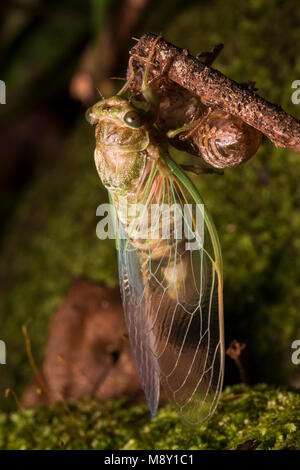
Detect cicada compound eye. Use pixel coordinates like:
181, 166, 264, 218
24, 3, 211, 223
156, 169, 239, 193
85, 106, 100, 125
85, 106, 94, 124
124, 110, 144, 128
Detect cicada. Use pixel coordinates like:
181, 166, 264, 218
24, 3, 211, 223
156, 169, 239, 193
86, 39, 224, 426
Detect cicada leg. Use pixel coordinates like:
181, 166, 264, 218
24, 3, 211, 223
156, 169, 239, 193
116, 43, 157, 97
125, 35, 177, 116
118, 35, 164, 116
166, 118, 204, 139
116, 55, 138, 96
180, 164, 224, 176
166, 108, 216, 140
137, 33, 164, 111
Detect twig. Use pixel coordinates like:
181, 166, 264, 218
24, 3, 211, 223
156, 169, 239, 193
234, 439, 261, 450
221, 393, 244, 401
22, 324, 50, 400
129, 33, 300, 154
5, 388, 40, 444
226, 340, 247, 384
5, 388, 23, 413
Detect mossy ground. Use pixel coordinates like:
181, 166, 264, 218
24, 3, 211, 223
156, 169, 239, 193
1, 384, 299, 450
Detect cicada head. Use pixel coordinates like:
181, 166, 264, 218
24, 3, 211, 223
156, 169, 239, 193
86, 96, 151, 193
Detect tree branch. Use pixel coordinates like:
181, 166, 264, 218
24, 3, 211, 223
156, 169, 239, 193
129, 33, 300, 154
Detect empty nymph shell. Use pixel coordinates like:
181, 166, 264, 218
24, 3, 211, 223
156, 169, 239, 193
179, 110, 262, 169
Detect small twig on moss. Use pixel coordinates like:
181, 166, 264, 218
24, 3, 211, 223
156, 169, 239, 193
5, 388, 40, 444
234, 439, 261, 450
22, 323, 50, 400
5, 388, 24, 413
226, 339, 247, 384
220, 393, 244, 401
129, 33, 300, 154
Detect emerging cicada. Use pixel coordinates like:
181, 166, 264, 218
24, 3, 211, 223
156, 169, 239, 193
86, 39, 225, 426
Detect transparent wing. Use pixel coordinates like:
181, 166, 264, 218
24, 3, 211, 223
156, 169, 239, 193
116, 156, 224, 425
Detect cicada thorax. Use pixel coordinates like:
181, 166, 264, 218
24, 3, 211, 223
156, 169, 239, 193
92, 102, 150, 193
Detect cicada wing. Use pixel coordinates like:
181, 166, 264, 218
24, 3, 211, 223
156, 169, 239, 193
118, 221, 160, 417
157, 159, 224, 426
158, 241, 224, 426
115, 160, 224, 426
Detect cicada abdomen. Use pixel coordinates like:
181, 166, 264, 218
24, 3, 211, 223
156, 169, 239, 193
176, 109, 262, 169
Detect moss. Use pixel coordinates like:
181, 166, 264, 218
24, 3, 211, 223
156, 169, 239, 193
0, 385, 299, 450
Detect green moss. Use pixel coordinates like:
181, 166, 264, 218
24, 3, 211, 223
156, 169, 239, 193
1, 385, 299, 450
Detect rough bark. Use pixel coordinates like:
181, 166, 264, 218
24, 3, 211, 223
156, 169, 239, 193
129, 33, 300, 154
